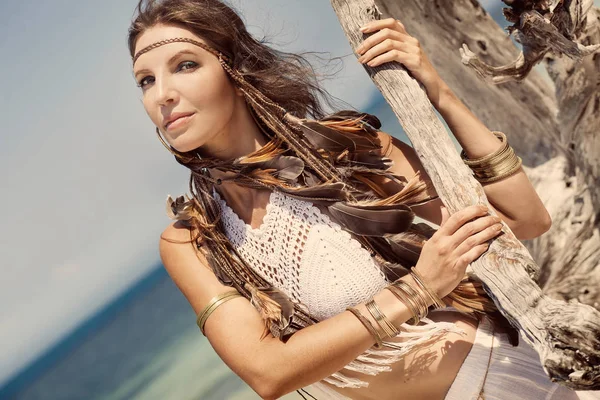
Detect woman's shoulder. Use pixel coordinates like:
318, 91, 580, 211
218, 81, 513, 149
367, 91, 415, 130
159, 221, 230, 315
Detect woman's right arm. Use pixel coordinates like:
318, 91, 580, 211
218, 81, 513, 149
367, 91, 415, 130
160, 202, 501, 399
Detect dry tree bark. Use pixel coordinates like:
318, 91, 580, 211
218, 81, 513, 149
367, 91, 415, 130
329, 0, 600, 390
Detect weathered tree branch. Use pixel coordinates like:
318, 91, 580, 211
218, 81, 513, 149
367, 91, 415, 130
330, 0, 600, 390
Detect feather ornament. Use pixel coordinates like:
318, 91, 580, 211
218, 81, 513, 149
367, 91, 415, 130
278, 181, 348, 203
245, 282, 295, 340
165, 194, 205, 228
328, 202, 414, 236
237, 155, 305, 181
320, 110, 382, 131
296, 119, 380, 153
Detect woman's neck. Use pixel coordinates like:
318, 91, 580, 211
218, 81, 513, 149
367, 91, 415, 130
202, 101, 271, 202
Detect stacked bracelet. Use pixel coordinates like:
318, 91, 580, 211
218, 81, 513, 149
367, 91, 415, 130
197, 291, 243, 335
385, 278, 430, 325
410, 267, 446, 309
460, 131, 522, 184
365, 299, 400, 338
346, 306, 384, 348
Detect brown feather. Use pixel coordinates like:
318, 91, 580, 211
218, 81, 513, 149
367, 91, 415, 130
245, 283, 295, 340
296, 119, 380, 153
328, 202, 414, 236
278, 182, 348, 202
239, 155, 305, 181
320, 110, 382, 131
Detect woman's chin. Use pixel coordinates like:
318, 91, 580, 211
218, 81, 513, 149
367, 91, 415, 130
166, 134, 205, 154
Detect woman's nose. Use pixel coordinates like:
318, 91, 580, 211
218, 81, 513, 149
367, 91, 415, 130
155, 77, 179, 106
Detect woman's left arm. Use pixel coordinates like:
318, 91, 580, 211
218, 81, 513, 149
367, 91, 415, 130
356, 18, 552, 240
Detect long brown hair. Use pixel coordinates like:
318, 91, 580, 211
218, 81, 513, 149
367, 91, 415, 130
128, 0, 513, 346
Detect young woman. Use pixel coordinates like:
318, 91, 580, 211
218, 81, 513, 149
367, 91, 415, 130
127, 1, 584, 399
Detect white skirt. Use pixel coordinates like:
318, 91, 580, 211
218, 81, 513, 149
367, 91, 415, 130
445, 316, 598, 400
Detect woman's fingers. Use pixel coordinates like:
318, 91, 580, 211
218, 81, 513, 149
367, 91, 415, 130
356, 29, 408, 55
360, 17, 407, 35
358, 39, 418, 66
453, 221, 503, 256
437, 204, 489, 237
461, 243, 492, 265
452, 215, 502, 247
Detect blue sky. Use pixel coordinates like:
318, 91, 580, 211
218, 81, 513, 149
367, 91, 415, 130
3, 0, 595, 390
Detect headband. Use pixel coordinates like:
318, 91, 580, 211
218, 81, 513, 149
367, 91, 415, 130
132, 37, 230, 65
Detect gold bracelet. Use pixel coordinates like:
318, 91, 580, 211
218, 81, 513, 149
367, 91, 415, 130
347, 306, 384, 348
410, 267, 446, 309
460, 132, 522, 183
467, 144, 513, 170
197, 291, 242, 335
460, 132, 507, 165
365, 299, 400, 338
392, 280, 429, 324
476, 156, 522, 183
384, 286, 418, 324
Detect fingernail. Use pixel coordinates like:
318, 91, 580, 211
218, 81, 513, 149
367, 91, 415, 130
360, 26, 368, 32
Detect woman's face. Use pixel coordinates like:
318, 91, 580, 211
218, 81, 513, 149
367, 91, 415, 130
133, 24, 242, 153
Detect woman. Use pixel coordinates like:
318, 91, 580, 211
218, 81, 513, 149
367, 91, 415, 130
127, 1, 582, 399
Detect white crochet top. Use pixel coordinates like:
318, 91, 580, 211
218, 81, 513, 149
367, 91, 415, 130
215, 189, 389, 320
213, 188, 463, 399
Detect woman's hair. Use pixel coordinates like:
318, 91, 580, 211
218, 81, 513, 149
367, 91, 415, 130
128, 0, 514, 347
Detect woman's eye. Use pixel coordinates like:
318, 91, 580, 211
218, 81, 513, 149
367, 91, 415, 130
137, 76, 154, 89
177, 61, 198, 72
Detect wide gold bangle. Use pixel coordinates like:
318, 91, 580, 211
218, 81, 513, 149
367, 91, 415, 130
460, 132, 522, 183
365, 299, 400, 338
347, 306, 384, 348
476, 156, 522, 183
410, 267, 446, 309
197, 291, 242, 335
460, 132, 507, 165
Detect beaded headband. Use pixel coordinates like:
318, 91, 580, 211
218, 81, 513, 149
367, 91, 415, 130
132, 37, 230, 65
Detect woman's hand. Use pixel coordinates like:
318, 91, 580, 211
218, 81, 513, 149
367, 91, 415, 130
356, 18, 446, 100
413, 204, 504, 299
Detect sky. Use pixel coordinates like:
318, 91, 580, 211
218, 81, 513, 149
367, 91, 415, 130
4, 0, 597, 390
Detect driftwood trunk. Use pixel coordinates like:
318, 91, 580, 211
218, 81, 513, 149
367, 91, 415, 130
330, 0, 600, 390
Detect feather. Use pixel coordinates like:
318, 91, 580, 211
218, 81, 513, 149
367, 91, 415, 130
294, 119, 381, 153
166, 194, 200, 223
278, 182, 348, 202
320, 110, 382, 131
245, 283, 295, 340
238, 155, 305, 181
328, 202, 414, 236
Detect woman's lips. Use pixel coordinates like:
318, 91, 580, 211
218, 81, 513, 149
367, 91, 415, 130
166, 113, 195, 131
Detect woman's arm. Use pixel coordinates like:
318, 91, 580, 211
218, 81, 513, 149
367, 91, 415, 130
160, 222, 416, 400
356, 18, 551, 240
376, 132, 550, 240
